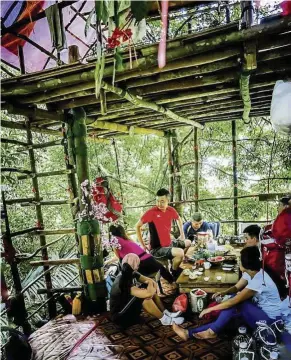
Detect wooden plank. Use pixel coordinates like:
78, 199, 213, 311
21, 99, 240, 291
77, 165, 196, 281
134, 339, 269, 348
37, 228, 75, 235
30, 258, 80, 266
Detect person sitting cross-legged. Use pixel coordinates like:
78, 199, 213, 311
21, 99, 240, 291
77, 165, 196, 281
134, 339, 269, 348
172, 246, 290, 346
110, 253, 184, 328
136, 188, 191, 280
183, 212, 211, 241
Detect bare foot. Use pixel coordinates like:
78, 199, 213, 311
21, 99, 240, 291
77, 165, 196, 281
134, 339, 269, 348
193, 328, 217, 339
172, 323, 189, 341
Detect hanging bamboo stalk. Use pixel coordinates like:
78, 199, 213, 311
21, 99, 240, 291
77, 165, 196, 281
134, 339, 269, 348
167, 133, 174, 202
101, 82, 204, 129
171, 130, 183, 216
91, 120, 165, 137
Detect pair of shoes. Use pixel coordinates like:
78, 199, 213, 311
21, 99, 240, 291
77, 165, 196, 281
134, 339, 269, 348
164, 309, 182, 318
160, 313, 184, 325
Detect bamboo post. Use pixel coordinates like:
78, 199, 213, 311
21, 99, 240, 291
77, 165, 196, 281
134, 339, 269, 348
232, 121, 239, 235
172, 130, 183, 216
1, 191, 32, 335
194, 128, 199, 212
167, 132, 174, 202
69, 103, 106, 311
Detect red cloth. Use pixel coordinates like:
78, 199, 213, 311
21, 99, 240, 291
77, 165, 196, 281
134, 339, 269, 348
281, 1, 291, 16
1, 1, 45, 55
203, 301, 222, 321
272, 207, 291, 246
141, 206, 179, 247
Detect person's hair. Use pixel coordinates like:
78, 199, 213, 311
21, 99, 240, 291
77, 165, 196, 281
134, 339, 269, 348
243, 224, 261, 240
119, 263, 134, 305
109, 224, 130, 240
279, 195, 291, 206
240, 246, 261, 271
156, 188, 170, 197
192, 212, 203, 222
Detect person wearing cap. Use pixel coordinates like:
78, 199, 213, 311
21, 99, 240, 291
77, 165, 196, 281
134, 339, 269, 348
183, 212, 211, 241
109, 253, 184, 328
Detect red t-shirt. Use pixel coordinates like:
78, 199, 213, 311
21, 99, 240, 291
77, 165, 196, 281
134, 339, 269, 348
141, 206, 179, 248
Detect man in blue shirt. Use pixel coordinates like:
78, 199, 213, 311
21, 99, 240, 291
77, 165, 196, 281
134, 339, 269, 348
183, 212, 210, 240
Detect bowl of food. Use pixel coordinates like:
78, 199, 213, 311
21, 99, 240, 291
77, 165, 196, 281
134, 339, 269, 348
207, 256, 225, 265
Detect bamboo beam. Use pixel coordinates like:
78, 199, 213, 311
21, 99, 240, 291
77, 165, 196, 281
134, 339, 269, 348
1, 120, 62, 136
20, 200, 75, 207
2, 167, 32, 175
2, 104, 64, 122
36, 228, 75, 236
16, 139, 63, 151
30, 258, 80, 267
91, 120, 165, 137
87, 136, 112, 144
4, 15, 291, 98
102, 82, 204, 129
18, 169, 75, 180
37, 287, 82, 294
10, 227, 39, 238
5, 197, 38, 205
1, 138, 28, 146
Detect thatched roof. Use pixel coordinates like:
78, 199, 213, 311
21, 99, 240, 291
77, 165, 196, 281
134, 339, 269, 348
2, 12, 291, 139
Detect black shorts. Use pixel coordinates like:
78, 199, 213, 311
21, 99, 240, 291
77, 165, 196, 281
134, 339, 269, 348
150, 240, 186, 260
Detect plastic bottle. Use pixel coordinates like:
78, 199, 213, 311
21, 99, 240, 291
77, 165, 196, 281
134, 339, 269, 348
235, 342, 255, 360
232, 327, 251, 360
269, 352, 279, 360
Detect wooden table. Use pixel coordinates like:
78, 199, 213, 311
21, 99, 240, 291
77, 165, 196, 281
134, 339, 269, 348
176, 247, 240, 294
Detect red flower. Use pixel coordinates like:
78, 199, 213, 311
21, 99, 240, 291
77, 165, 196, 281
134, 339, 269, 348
123, 28, 132, 41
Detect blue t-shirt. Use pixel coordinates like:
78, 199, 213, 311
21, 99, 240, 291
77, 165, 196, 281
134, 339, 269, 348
183, 221, 210, 239
242, 270, 281, 320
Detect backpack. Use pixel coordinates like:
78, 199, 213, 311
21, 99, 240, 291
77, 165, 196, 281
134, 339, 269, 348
91, 177, 123, 223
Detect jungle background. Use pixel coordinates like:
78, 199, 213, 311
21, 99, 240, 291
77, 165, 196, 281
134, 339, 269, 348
1, 0, 290, 330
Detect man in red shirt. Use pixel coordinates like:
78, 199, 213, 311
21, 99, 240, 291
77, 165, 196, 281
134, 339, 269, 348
136, 189, 191, 279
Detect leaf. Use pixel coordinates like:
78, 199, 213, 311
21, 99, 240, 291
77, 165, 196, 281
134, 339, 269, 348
95, 50, 106, 98
131, 0, 149, 22
114, 47, 124, 71
95, 0, 109, 24
85, 7, 96, 37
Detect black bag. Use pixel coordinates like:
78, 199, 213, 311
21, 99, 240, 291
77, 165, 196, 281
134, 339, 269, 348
2, 327, 32, 360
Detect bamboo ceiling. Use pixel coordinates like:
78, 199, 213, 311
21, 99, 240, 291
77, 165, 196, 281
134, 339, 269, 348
2, 12, 291, 139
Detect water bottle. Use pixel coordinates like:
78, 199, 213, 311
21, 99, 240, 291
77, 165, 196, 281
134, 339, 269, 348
253, 320, 279, 360
232, 326, 251, 360
269, 352, 279, 360
235, 342, 255, 360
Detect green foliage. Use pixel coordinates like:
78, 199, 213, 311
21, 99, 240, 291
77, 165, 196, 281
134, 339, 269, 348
131, 0, 150, 23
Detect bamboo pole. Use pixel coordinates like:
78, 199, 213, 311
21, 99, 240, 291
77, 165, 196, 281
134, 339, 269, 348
1, 119, 62, 136
1, 138, 28, 146
36, 228, 75, 235
2, 103, 64, 122
90, 120, 165, 137
194, 128, 199, 212
10, 227, 39, 238
20, 200, 75, 207
18, 169, 75, 180
232, 120, 239, 236
172, 130, 183, 216
168, 133, 174, 202
16, 139, 63, 151
1, 191, 32, 335
30, 259, 80, 266
5, 197, 36, 205
37, 287, 82, 294
102, 82, 204, 129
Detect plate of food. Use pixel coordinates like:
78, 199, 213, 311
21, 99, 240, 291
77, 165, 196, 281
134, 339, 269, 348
207, 256, 225, 264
